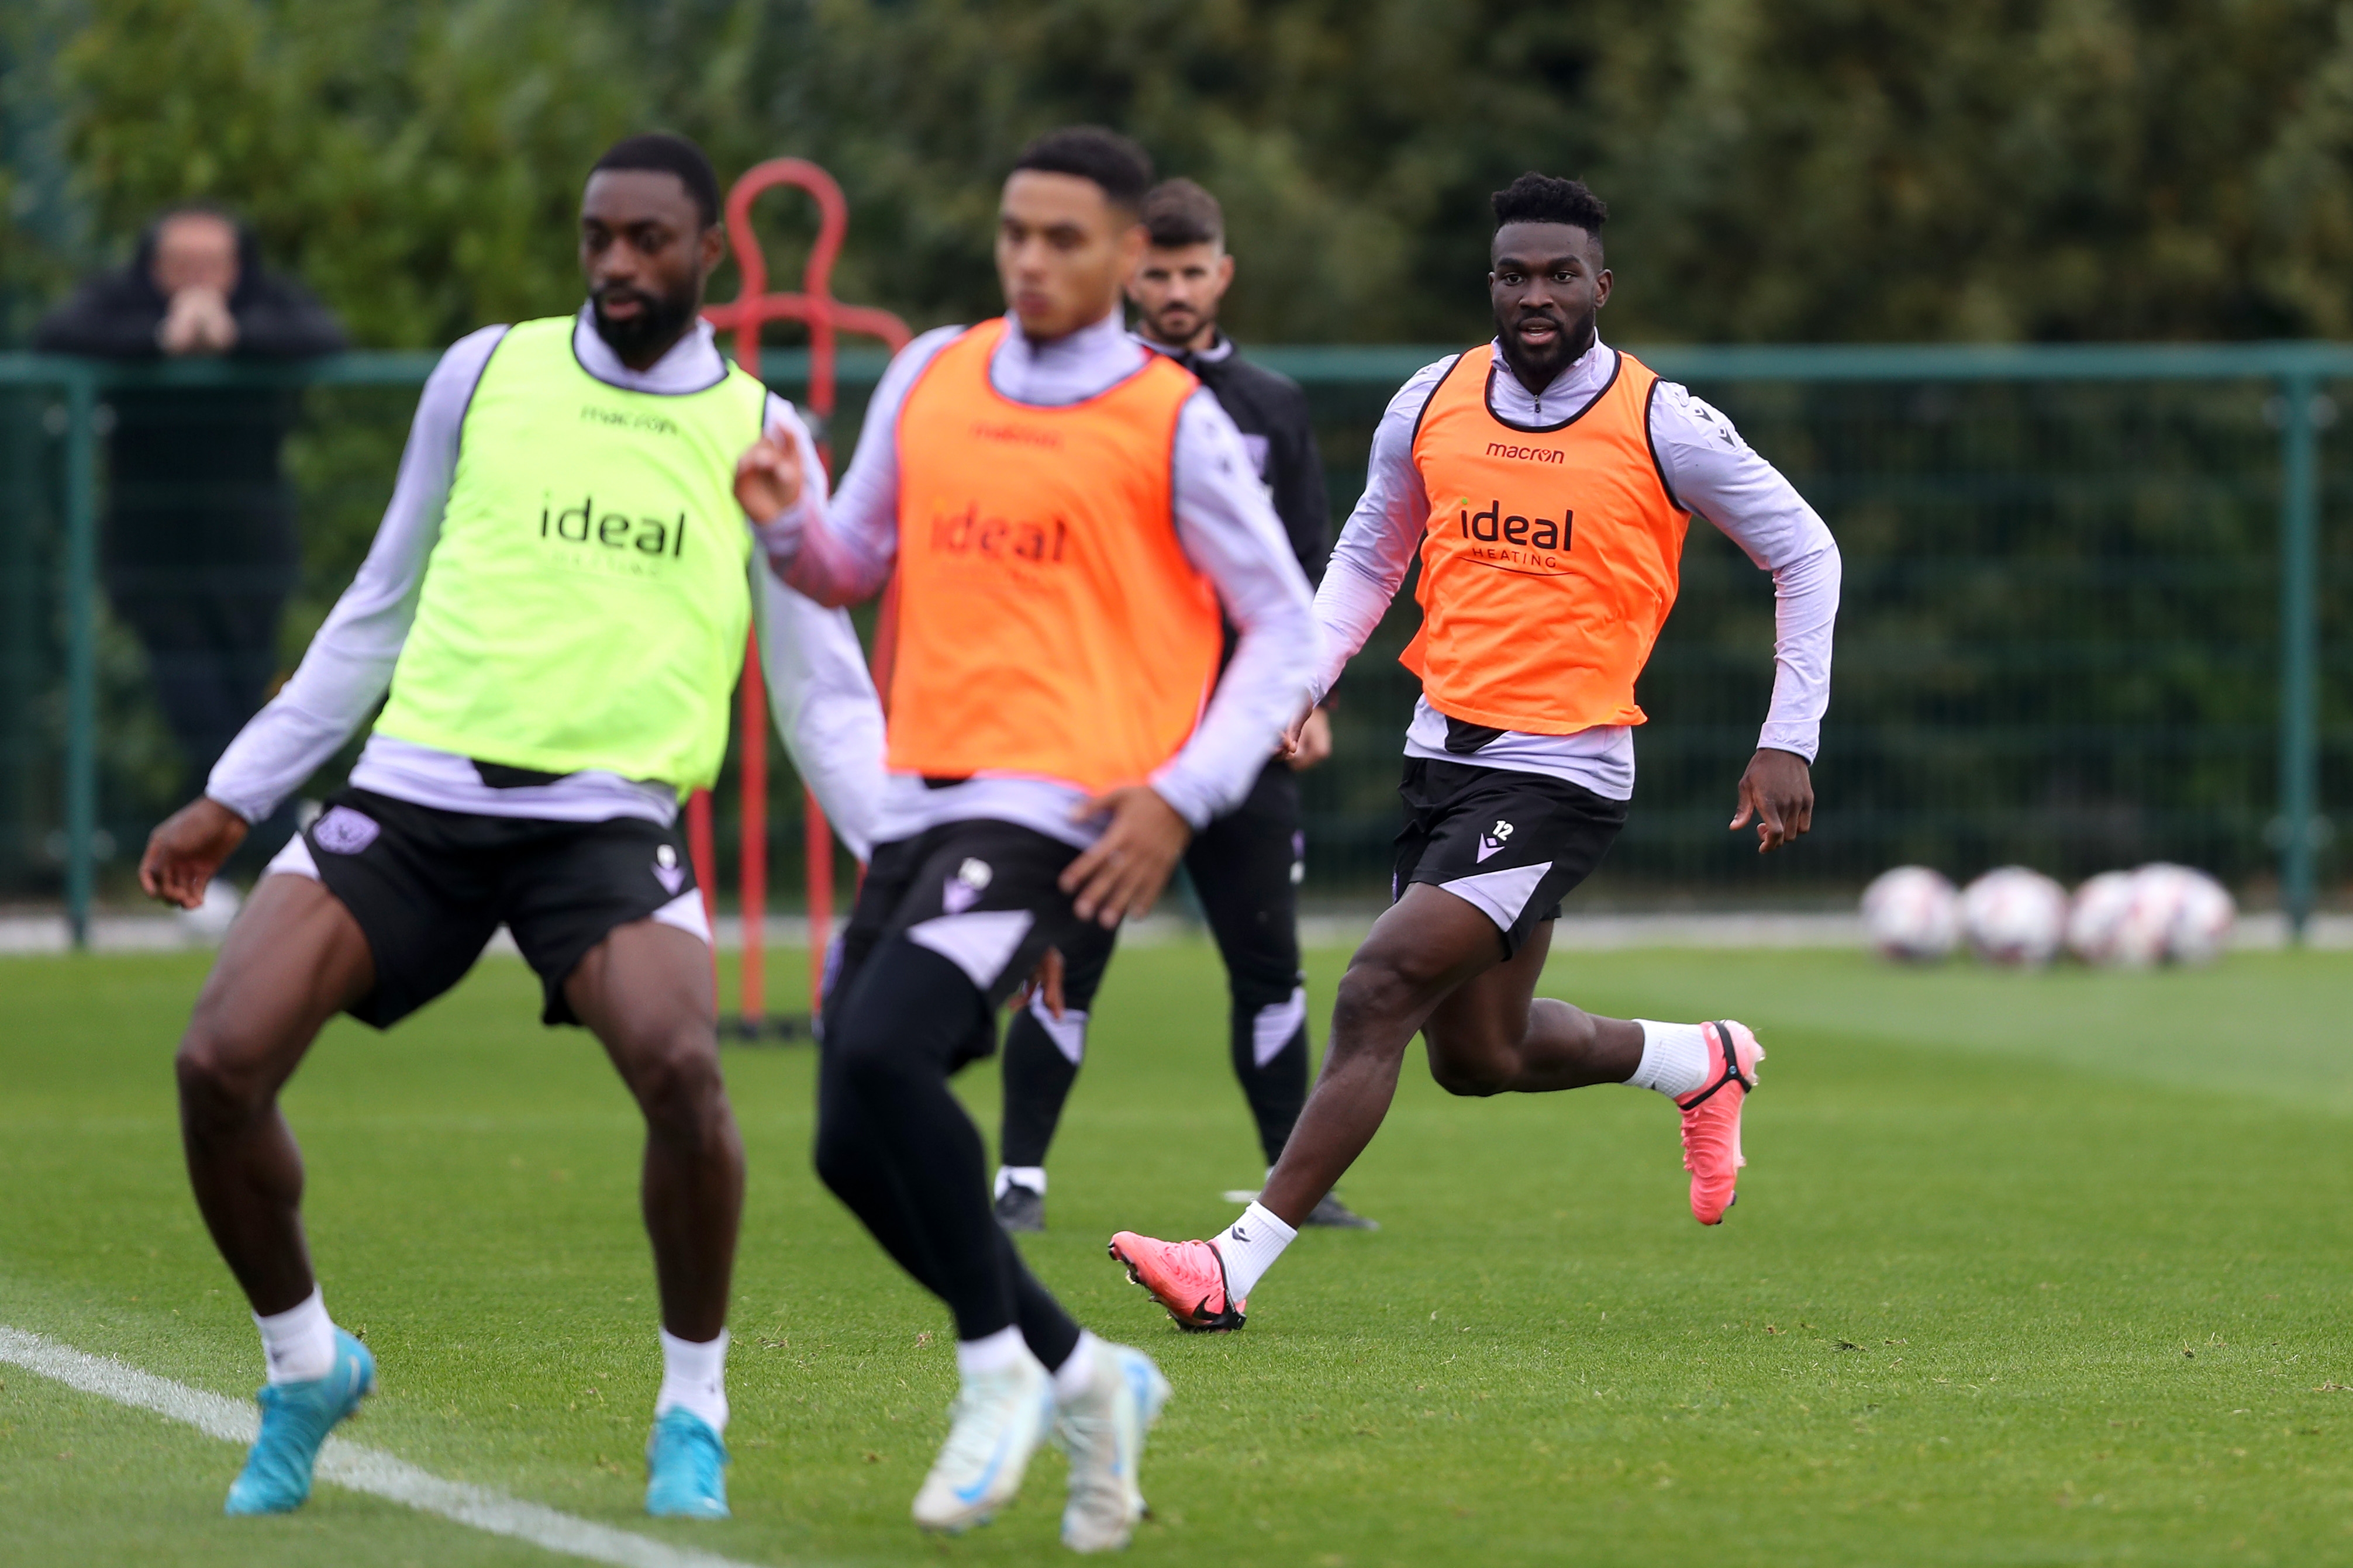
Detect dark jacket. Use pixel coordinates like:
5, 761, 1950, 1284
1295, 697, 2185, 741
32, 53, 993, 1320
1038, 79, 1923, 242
33, 214, 347, 363
34, 215, 347, 587
1150, 333, 1330, 588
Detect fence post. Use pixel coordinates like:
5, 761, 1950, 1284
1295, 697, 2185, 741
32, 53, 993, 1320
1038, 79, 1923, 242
2277, 369, 2321, 943
61, 368, 98, 950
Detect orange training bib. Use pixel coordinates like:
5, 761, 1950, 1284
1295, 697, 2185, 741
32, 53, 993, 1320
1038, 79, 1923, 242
1402, 344, 1690, 734
886, 319, 1223, 793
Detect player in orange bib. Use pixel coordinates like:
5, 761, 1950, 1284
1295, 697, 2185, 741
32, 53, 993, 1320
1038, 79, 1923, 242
1110, 172, 1843, 1331
734, 129, 1316, 1546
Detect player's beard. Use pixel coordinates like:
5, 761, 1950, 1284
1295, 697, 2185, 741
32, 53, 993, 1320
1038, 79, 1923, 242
1143, 299, 1210, 349
1493, 296, 1597, 389
591, 278, 701, 364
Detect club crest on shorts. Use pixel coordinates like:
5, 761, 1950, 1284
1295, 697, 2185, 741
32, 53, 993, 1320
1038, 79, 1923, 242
311, 806, 380, 855
1476, 818, 1515, 863
652, 842, 686, 896
943, 857, 993, 914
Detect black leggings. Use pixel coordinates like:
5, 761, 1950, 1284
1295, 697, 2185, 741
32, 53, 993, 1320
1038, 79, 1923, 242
815, 840, 1082, 1365
1002, 758, 1310, 1169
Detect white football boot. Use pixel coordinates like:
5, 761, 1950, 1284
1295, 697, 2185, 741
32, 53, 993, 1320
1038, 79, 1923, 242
911, 1348, 1056, 1534
1055, 1341, 1172, 1552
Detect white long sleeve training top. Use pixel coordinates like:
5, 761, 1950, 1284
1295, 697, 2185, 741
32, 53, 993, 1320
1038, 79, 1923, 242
203, 307, 886, 852
757, 308, 1319, 851
1318, 337, 1842, 799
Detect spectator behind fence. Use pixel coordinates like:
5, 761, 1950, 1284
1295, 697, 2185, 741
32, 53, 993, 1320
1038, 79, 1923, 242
35, 205, 347, 835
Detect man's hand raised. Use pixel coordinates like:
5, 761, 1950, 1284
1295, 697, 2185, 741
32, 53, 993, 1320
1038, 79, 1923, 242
140, 797, 250, 909
733, 434, 803, 523
1729, 748, 1814, 854
158, 286, 236, 356
1059, 786, 1192, 928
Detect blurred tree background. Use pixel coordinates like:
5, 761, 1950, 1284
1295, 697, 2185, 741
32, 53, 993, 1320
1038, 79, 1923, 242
4, 0, 2348, 906
13, 0, 2353, 350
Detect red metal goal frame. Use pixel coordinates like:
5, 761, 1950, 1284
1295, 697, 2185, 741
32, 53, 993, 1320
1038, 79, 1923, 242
695, 158, 909, 1031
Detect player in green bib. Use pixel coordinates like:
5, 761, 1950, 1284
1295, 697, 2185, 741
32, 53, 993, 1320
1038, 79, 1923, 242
136, 134, 867, 1522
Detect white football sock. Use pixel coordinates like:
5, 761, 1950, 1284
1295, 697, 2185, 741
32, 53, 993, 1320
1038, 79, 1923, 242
994, 1165, 1046, 1200
254, 1287, 336, 1385
955, 1324, 1027, 1377
1212, 1201, 1297, 1301
655, 1327, 730, 1432
1628, 1020, 1713, 1099
1050, 1329, 1101, 1403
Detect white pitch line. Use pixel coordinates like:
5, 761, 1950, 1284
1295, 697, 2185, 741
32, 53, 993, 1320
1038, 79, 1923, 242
0, 1324, 770, 1568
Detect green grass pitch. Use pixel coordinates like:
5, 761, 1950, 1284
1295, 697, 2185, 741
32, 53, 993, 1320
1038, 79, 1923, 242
2, 940, 2348, 1566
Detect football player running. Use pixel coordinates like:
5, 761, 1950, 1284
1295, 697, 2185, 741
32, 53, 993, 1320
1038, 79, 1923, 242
1109, 172, 1841, 1331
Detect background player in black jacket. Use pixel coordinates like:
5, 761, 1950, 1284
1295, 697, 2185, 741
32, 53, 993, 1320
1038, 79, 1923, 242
36, 207, 348, 869
992, 179, 1374, 1232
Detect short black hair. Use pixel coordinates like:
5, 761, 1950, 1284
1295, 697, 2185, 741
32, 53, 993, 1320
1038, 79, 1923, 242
1143, 178, 1223, 250
1010, 127, 1154, 215
1491, 172, 1608, 239
591, 132, 722, 229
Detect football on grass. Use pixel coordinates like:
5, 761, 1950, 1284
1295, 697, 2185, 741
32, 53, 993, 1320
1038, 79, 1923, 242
1861, 865, 1961, 962
2065, 869, 2141, 965
2125, 862, 2236, 966
1960, 866, 2068, 966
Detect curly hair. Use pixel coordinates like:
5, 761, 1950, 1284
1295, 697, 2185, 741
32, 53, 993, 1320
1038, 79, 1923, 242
1491, 172, 1608, 236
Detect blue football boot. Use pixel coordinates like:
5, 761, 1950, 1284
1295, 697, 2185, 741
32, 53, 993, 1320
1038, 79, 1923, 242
644, 1407, 730, 1518
224, 1328, 375, 1515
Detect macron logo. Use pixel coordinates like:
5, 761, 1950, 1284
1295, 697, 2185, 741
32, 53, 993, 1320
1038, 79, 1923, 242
653, 843, 686, 897
1476, 819, 1515, 863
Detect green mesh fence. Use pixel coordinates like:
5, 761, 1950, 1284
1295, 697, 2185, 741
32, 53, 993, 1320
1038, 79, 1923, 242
4, 344, 2344, 940
1298, 371, 2335, 902
1280, 347, 2347, 917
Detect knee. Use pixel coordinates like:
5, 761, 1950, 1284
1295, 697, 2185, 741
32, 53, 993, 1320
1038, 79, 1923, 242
174, 1017, 273, 1127
1224, 938, 1302, 1011
1229, 967, 1303, 1023
812, 1056, 895, 1197
826, 989, 955, 1109
827, 1025, 910, 1108
811, 1115, 862, 1197
626, 1028, 729, 1138
1329, 953, 1433, 1047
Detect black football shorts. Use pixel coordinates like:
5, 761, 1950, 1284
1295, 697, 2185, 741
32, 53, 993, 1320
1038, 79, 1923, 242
827, 818, 1093, 1056
1391, 757, 1628, 956
277, 787, 702, 1029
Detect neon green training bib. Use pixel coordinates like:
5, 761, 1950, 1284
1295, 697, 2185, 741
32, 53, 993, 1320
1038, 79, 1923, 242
374, 316, 767, 795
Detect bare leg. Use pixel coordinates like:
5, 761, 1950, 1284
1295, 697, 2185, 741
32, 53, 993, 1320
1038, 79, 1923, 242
175, 874, 376, 1315
1256, 886, 1644, 1227
1419, 919, 1643, 1094
565, 920, 742, 1343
